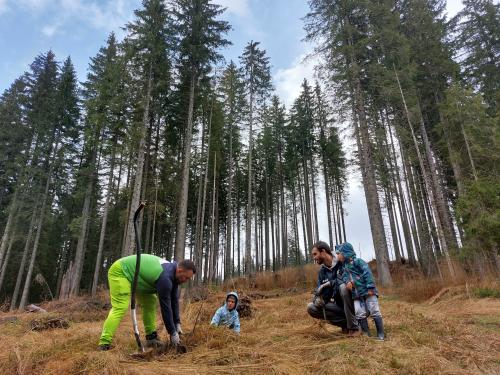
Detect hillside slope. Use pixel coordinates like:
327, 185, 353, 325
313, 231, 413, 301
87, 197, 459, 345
0, 289, 499, 374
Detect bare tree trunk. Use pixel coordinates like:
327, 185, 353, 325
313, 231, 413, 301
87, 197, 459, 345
393, 67, 454, 278
10, 205, 38, 311
322, 161, 334, 248
70, 178, 93, 297
301, 159, 313, 251
418, 109, 458, 252
254, 201, 259, 272
225, 112, 233, 279
91, 148, 116, 296
245, 85, 255, 274
298, 176, 308, 256
385, 189, 402, 263
291, 184, 300, 264
124, 65, 153, 256
264, 175, 270, 270
208, 154, 217, 282
0, 235, 15, 292
352, 86, 392, 285
310, 161, 319, 247
0, 192, 18, 269
196, 105, 214, 282
19, 165, 53, 309
338, 186, 347, 242
386, 116, 417, 265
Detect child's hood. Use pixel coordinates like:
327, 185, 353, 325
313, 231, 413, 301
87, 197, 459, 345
225, 291, 239, 310
335, 242, 356, 261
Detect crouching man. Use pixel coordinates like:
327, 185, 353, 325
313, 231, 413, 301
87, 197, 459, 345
307, 241, 360, 335
98, 254, 196, 350
210, 292, 240, 334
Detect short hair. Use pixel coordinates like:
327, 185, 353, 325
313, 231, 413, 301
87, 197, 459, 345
312, 241, 332, 255
178, 259, 197, 274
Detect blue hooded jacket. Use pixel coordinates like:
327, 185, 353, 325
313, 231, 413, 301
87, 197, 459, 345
210, 292, 241, 334
335, 242, 378, 299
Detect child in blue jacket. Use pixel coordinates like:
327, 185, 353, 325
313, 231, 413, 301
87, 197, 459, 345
335, 242, 385, 340
211, 292, 241, 334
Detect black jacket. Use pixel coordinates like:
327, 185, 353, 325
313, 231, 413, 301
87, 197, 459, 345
317, 261, 343, 303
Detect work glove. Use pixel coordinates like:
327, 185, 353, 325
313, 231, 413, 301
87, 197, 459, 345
170, 331, 181, 346
312, 293, 325, 308
176, 323, 184, 335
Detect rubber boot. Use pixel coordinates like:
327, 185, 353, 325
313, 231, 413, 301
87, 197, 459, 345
145, 331, 163, 348
373, 317, 385, 341
358, 318, 371, 336
98, 344, 113, 351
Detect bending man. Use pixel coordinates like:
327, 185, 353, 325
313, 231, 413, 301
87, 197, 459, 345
307, 241, 359, 335
98, 254, 196, 350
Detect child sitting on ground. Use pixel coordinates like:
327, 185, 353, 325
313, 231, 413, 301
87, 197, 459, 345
335, 242, 385, 340
210, 292, 240, 334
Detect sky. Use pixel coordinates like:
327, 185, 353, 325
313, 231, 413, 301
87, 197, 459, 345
0, 0, 465, 261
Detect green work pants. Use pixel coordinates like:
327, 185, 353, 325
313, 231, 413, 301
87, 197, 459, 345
98, 260, 158, 345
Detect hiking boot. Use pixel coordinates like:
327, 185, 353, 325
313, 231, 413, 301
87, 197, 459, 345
358, 318, 371, 337
341, 327, 349, 334
373, 317, 385, 341
145, 331, 164, 348
98, 344, 113, 351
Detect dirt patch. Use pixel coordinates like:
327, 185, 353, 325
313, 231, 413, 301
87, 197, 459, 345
30, 317, 70, 331
236, 295, 253, 318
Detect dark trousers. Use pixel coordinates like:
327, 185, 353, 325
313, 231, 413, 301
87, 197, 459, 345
307, 283, 358, 330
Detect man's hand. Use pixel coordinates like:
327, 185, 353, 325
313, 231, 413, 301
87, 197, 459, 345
313, 294, 325, 308
176, 323, 184, 335
367, 289, 375, 297
346, 281, 354, 291
170, 331, 180, 346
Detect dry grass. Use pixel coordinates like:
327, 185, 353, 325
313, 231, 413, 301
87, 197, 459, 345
224, 264, 319, 292
1, 274, 500, 375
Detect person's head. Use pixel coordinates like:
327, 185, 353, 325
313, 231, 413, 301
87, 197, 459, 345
335, 242, 356, 263
226, 292, 238, 311
175, 259, 196, 284
311, 241, 333, 265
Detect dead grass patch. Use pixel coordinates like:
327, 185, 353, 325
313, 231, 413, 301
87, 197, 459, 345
1, 276, 499, 374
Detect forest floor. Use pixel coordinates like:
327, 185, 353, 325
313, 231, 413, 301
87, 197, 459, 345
1, 281, 499, 375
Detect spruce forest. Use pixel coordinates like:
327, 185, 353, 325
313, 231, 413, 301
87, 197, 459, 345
0, 0, 499, 310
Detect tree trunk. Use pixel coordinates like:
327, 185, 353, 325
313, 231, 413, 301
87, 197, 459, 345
175, 69, 198, 261
393, 67, 454, 277
10, 205, 38, 311
69, 162, 95, 297
19, 165, 53, 309
264, 175, 270, 270
298, 176, 308, 256
208, 154, 217, 282
245, 86, 255, 275
0, 191, 18, 270
91, 148, 116, 296
301, 158, 313, 251
123, 64, 153, 256
310, 160, 319, 247
0, 235, 15, 292
386, 116, 417, 265
195, 99, 214, 282
322, 158, 334, 248
225, 113, 233, 279
352, 83, 392, 285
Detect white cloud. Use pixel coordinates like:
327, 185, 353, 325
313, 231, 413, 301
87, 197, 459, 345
274, 52, 317, 107
41, 23, 59, 37
0, 0, 8, 15
18, 0, 50, 11
60, 0, 133, 32
213, 0, 250, 18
